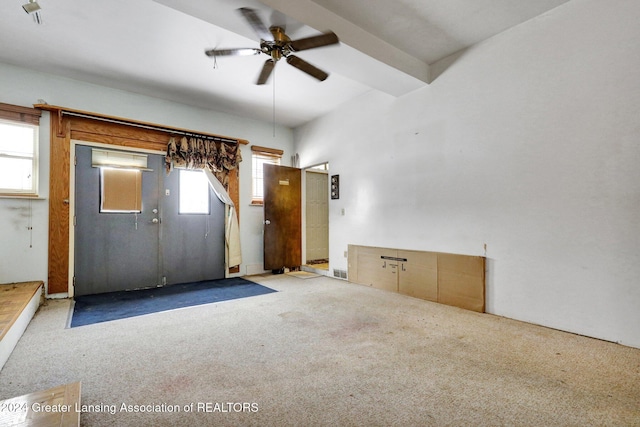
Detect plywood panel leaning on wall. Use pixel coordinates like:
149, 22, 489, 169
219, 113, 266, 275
398, 250, 438, 302
347, 245, 485, 313
437, 253, 485, 312
348, 245, 398, 292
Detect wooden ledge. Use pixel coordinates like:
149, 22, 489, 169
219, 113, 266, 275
0, 282, 44, 342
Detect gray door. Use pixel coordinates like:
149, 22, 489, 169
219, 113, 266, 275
161, 168, 225, 285
74, 145, 224, 296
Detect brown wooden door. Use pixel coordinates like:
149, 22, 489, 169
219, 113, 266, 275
263, 164, 302, 271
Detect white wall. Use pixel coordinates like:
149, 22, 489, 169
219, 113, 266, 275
294, 0, 640, 348
0, 63, 293, 291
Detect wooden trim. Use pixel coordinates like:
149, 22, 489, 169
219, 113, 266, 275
48, 117, 71, 294
70, 116, 169, 151
251, 145, 283, 156
47, 107, 244, 294
0, 102, 41, 125
36, 104, 248, 145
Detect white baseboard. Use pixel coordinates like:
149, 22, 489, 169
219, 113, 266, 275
245, 264, 269, 276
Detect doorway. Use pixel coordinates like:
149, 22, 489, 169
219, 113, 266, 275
261, 163, 330, 275
72, 144, 225, 296
304, 164, 329, 273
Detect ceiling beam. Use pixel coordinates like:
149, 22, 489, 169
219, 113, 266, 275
259, 0, 430, 93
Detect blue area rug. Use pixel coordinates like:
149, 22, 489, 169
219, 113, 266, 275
70, 277, 276, 327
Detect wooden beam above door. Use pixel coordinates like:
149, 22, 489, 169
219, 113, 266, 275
35, 104, 249, 145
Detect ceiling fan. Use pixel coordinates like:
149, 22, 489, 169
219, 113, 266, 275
205, 7, 340, 85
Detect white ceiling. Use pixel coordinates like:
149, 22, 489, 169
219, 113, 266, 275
0, 0, 570, 128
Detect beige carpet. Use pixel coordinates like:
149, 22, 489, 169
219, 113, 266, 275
0, 274, 638, 426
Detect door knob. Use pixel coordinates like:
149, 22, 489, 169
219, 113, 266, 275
264, 220, 271, 225
151, 218, 159, 224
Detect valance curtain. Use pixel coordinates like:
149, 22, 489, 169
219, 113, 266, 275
165, 136, 242, 189
165, 136, 243, 270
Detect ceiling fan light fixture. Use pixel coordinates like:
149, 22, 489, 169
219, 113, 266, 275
204, 8, 339, 85
22, 0, 41, 14
22, 0, 42, 24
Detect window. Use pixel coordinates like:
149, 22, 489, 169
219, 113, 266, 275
93, 148, 147, 213
251, 145, 283, 205
100, 168, 142, 213
0, 119, 38, 196
309, 162, 329, 171
179, 169, 210, 214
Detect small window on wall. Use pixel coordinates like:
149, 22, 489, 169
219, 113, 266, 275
179, 169, 210, 214
100, 168, 142, 213
251, 145, 283, 205
0, 119, 39, 196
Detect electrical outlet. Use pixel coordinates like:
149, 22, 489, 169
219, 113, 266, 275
344, 251, 348, 258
